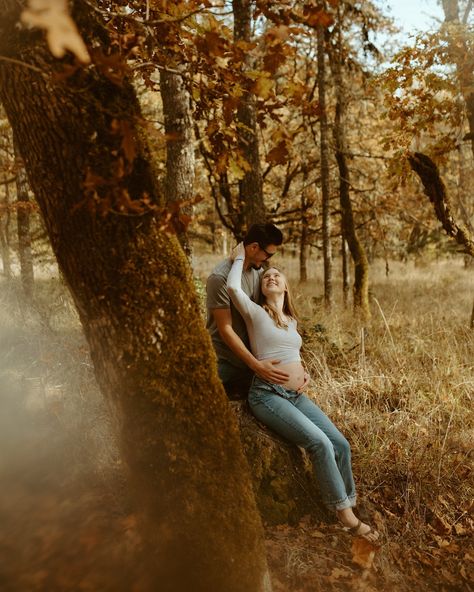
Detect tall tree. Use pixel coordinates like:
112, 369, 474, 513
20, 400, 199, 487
0, 2, 268, 590
331, 6, 370, 320
160, 67, 195, 259
232, 0, 266, 228
317, 22, 333, 307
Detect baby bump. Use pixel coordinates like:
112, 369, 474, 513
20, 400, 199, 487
277, 361, 305, 390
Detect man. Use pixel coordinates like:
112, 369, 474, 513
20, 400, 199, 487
206, 223, 290, 399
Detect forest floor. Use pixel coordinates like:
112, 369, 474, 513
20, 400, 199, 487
0, 255, 473, 591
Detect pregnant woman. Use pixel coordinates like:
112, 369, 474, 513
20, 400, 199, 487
227, 242, 378, 542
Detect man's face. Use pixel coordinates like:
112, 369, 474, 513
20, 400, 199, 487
245, 242, 278, 269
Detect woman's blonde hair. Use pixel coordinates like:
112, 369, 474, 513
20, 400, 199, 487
259, 267, 298, 328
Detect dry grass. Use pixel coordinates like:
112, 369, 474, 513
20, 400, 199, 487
198, 252, 474, 589
0, 253, 473, 590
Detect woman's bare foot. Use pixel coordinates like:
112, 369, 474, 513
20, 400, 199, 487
336, 508, 379, 543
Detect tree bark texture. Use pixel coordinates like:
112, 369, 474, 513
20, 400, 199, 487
0, 183, 12, 278
317, 24, 333, 308
331, 15, 370, 321
299, 166, 309, 283
160, 68, 194, 259
15, 146, 34, 296
232, 0, 266, 228
0, 3, 268, 591
341, 234, 349, 308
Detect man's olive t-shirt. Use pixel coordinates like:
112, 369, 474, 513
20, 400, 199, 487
206, 258, 261, 369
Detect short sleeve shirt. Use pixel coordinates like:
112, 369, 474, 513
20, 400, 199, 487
206, 258, 261, 368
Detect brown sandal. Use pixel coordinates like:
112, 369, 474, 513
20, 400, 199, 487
348, 519, 379, 542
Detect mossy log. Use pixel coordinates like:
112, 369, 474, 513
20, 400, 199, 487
230, 401, 330, 526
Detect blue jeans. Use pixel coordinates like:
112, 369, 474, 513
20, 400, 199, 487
248, 377, 356, 511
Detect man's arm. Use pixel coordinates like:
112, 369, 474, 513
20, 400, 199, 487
212, 308, 289, 384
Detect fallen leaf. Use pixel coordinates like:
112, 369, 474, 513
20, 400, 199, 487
351, 537, 377, 569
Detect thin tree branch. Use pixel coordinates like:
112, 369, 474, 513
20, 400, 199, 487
0, 56, 45, 75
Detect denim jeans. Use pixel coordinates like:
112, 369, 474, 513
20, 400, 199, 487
248, 376, 356, 511
218, 359, 253, 401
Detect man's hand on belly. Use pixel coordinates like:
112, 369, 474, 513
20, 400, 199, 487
253, 359, 290, 384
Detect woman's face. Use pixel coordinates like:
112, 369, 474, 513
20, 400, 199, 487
261, 267, 287, 298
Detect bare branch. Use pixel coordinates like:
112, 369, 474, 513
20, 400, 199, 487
408, 151, 474, 257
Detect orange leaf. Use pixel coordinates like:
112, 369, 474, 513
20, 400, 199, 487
351, 537, 377, 569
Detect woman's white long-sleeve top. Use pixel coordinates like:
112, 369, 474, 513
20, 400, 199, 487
227, 258, 302, 364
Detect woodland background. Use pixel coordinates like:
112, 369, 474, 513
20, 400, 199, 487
0, 0, 473, 591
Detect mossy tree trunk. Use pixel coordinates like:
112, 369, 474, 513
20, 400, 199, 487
0, 2, 268, 591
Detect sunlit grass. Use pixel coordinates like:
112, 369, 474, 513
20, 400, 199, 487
1, 253, 473, 548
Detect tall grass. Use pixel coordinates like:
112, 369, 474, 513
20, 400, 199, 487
289, 257, 473, 542
2, 252, 472, 553
197, 252, 473, 541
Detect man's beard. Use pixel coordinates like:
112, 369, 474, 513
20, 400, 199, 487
250, 262, 269, 271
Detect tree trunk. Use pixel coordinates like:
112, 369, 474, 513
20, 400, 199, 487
0, 184, 12, 279
317, 23, 333, 308
299, 166, 309, 283
331, 11, 370, 321
442, 0, 474, 157
15, 145, 34, 296
0, 3, 268, 591
341, 233, 350, 308
160, 68, 194, 259
232, 0, 266, 228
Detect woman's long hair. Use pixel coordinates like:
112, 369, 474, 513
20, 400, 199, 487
258, 267, 298, 328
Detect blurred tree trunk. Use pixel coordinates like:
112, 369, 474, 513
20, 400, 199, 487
0, 3, 268, 591
331, 9, 370, 320
160, 68, 194, 259
317, 23, 333, 308
232, 0, 266, 228
0, 184, 12, 279
15, 146, 34, 296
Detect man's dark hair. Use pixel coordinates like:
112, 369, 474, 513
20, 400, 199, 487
243, 223, 283, 248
